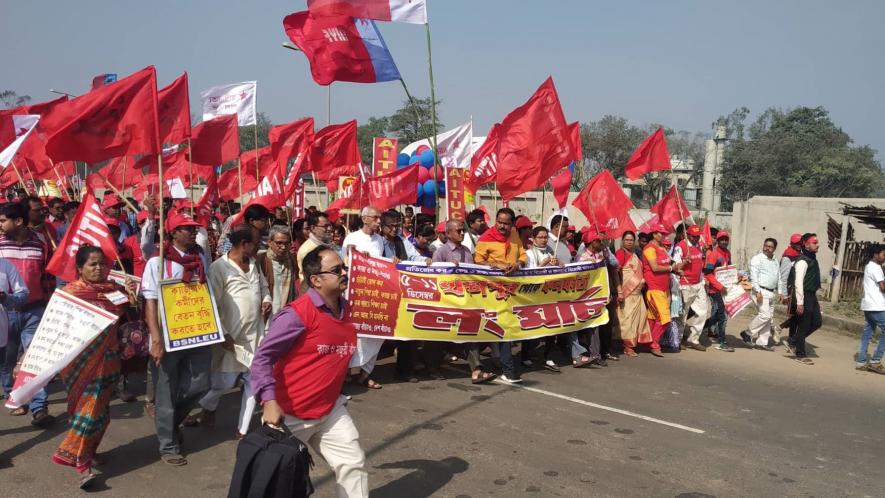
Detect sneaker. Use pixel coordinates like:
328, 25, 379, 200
605, 353, 620, 362
543, 360, 561, 373
30, 410, 56, 429
688, 342, 707, 352
867, 363, 885, 375
755, 344, 775, 352
521, 359, 533, 367
784, 342, 795, 355
740, 330, 752, 345
715, 343, 735, 352
856, 362, 870, 371
499, 374, 523, 384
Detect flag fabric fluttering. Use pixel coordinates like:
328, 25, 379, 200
40, 66, 161, 164
649, 185, 691, 231
624, 127, 672, 180
0, 115, 40, 168
283, 12, 401, 86
489, 77, 573, 201
307, 0, 427, 24
466, 123, 500, 191
269, 117, 315, 197
550, 122, 583, 209
200, 81, 257, 126
46, 191, 120, 283
90, 73, 118, 90
308, 120, 361, 181
401, 121, 473, 169
571, 169, 636, 240
701, 219, 713, 249
189, 115, 240, 166
157, 72, 192, 145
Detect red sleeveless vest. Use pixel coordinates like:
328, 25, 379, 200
272, 294, 356, 420
676, 240, 704, 285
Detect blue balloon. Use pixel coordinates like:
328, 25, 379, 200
437, 180, 446, 198
397, 160, 409, 169
419, 149, 435, 168
397, 153, 411, 166
422, 194, 437, 208
416, 184, 424, 204
422, 180, 437, 196
410, 153, 421, 165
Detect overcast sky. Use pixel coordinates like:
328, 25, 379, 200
4, 0, 883, 159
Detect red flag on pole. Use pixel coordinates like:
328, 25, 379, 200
217, 168, 257, 201
190, 114, 239, 166
701, 219, 713, 249
624, 127, 672, 180
46, 190, 120, 283
240, 146, 276, 180
308, 120, 361, 181
466, 123, 500, 192
571, 169, 636, 239
550, 122, 582, 209
493, 77, 573, 201
40, 66, 161, 163
157, 72, 192, 145
269, 117, 315, 196
365, 164, 419, 211
649, 185, 690, 231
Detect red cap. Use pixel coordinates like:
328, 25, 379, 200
567, 225, 576, 232
515, 217, 535, 230
716, 230, 731, 240
101, 194, 123, 209
687, 224, 701, 237
663, 238, 673, 247
164, 211, 201, 233
136, 211, 150, 224
103, 215, 120, 227
649, 223, 668, 234
790, 233, 802, 244
435, 221, 446, 233
580, 226, 603, 244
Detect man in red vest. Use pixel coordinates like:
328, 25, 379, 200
674, 224, 709, 351
251, 246, 368, 498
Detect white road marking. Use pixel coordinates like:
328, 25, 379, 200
496, 379, 706, 434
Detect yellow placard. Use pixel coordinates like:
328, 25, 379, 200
158, 280, 224, 351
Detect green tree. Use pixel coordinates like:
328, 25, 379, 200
356, 97, 441, 160
238, 111, 273, 153
579, 115, 646, 182
718, 106, 884, 208
1, 90, 31, 108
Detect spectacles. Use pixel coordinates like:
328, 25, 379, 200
316, 264, 348, 276
314, 224, 332, 231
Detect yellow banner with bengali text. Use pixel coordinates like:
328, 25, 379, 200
158, 280, 225, 352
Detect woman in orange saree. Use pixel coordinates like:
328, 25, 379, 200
51, 246, 136, 489
614, 231, 652, 357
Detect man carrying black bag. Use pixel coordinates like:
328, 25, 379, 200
244, 246, 368, 498
228, 423, 314, 498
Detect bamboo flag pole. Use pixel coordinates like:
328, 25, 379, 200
187, 138, 195, 216
121, 156, 128, 194
157, 152, 165, 285
23, 162, 39, 194
253, 125, 260, 182
669, 170, 696, 225
92, 171, 139, 214
237, 159, 243, 202
425, 19, 441, 222
10, 161, 30, 194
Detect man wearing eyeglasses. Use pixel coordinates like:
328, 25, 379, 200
257, 225, 298, 316
342, 207, 385, 390
297, 211, 334, 284
252, 246, 368, 497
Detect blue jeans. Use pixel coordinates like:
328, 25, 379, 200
1, 305, 48, 413
709, 293, 728, 344
857, 310, 885, 365
492, 342, 516, 378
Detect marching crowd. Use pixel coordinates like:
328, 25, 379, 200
0, 191, 883, 496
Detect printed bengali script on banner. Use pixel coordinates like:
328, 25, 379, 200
347, 252, 611, 342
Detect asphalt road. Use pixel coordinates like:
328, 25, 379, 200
2, 314, 884, 497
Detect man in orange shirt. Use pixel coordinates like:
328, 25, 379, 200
641, 224, 684, 357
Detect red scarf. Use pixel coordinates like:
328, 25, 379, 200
478, 227, 511, 253
782, 246, 800, 261
164, 244, 206, 283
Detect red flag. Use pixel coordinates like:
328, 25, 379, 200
269, 117, 315, 194
308, 120, 361, 181
701, 219, 713, 249
240, 146, 277, 180
190, 114, 239, 166
283, 12, 401, 86
85, 156, 144, 191
571, 169, 636, 240
649, 185, 690, 231
40, 66, 161, 163
638, 214, 668, 235
494, 77, 573, 201
549, 122, 582, 209
158, 73, 192, 145
217, 168, 257, 201
624, 127, 672, 180
325, 175, 363, 222
466, 123, 500, 191
365, 165, 419, 211
23, 95, 69, 116
46, 191, 120, 283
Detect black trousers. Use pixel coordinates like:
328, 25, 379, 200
792, 294, 822, 358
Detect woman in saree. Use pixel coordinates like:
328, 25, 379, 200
52, 246, 136, 489
614, 231, 652, 357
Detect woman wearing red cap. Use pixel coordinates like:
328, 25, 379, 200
641, 224, 684, 357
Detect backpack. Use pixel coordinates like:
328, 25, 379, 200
228, 423, 314, 498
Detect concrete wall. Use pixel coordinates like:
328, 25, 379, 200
729, 196, 885, 283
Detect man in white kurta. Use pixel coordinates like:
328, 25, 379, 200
184, 227, 271, 436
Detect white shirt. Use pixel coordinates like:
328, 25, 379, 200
749, 252, 782, 295
342, 229, 384, 258
547, 233, 573, 264
141, 246, 211, 300
526, 245, 554, 268
861, 261, 885, 312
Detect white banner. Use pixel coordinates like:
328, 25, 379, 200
401, 121, 474, 169
0, 115, 39, 168
5, 290, 119, 409
200, 81, 257, 126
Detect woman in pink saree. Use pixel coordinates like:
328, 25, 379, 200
614, 231, 652, 356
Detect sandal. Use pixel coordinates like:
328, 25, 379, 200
572, 356, 593, 368
471, 371, 497, 384
795, 357, 814, 365
78, 470, 97, 490
354, 373, 382, 389
9, 406, 28, 416
624, 349, 639, 358
161, 454, 188, 466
